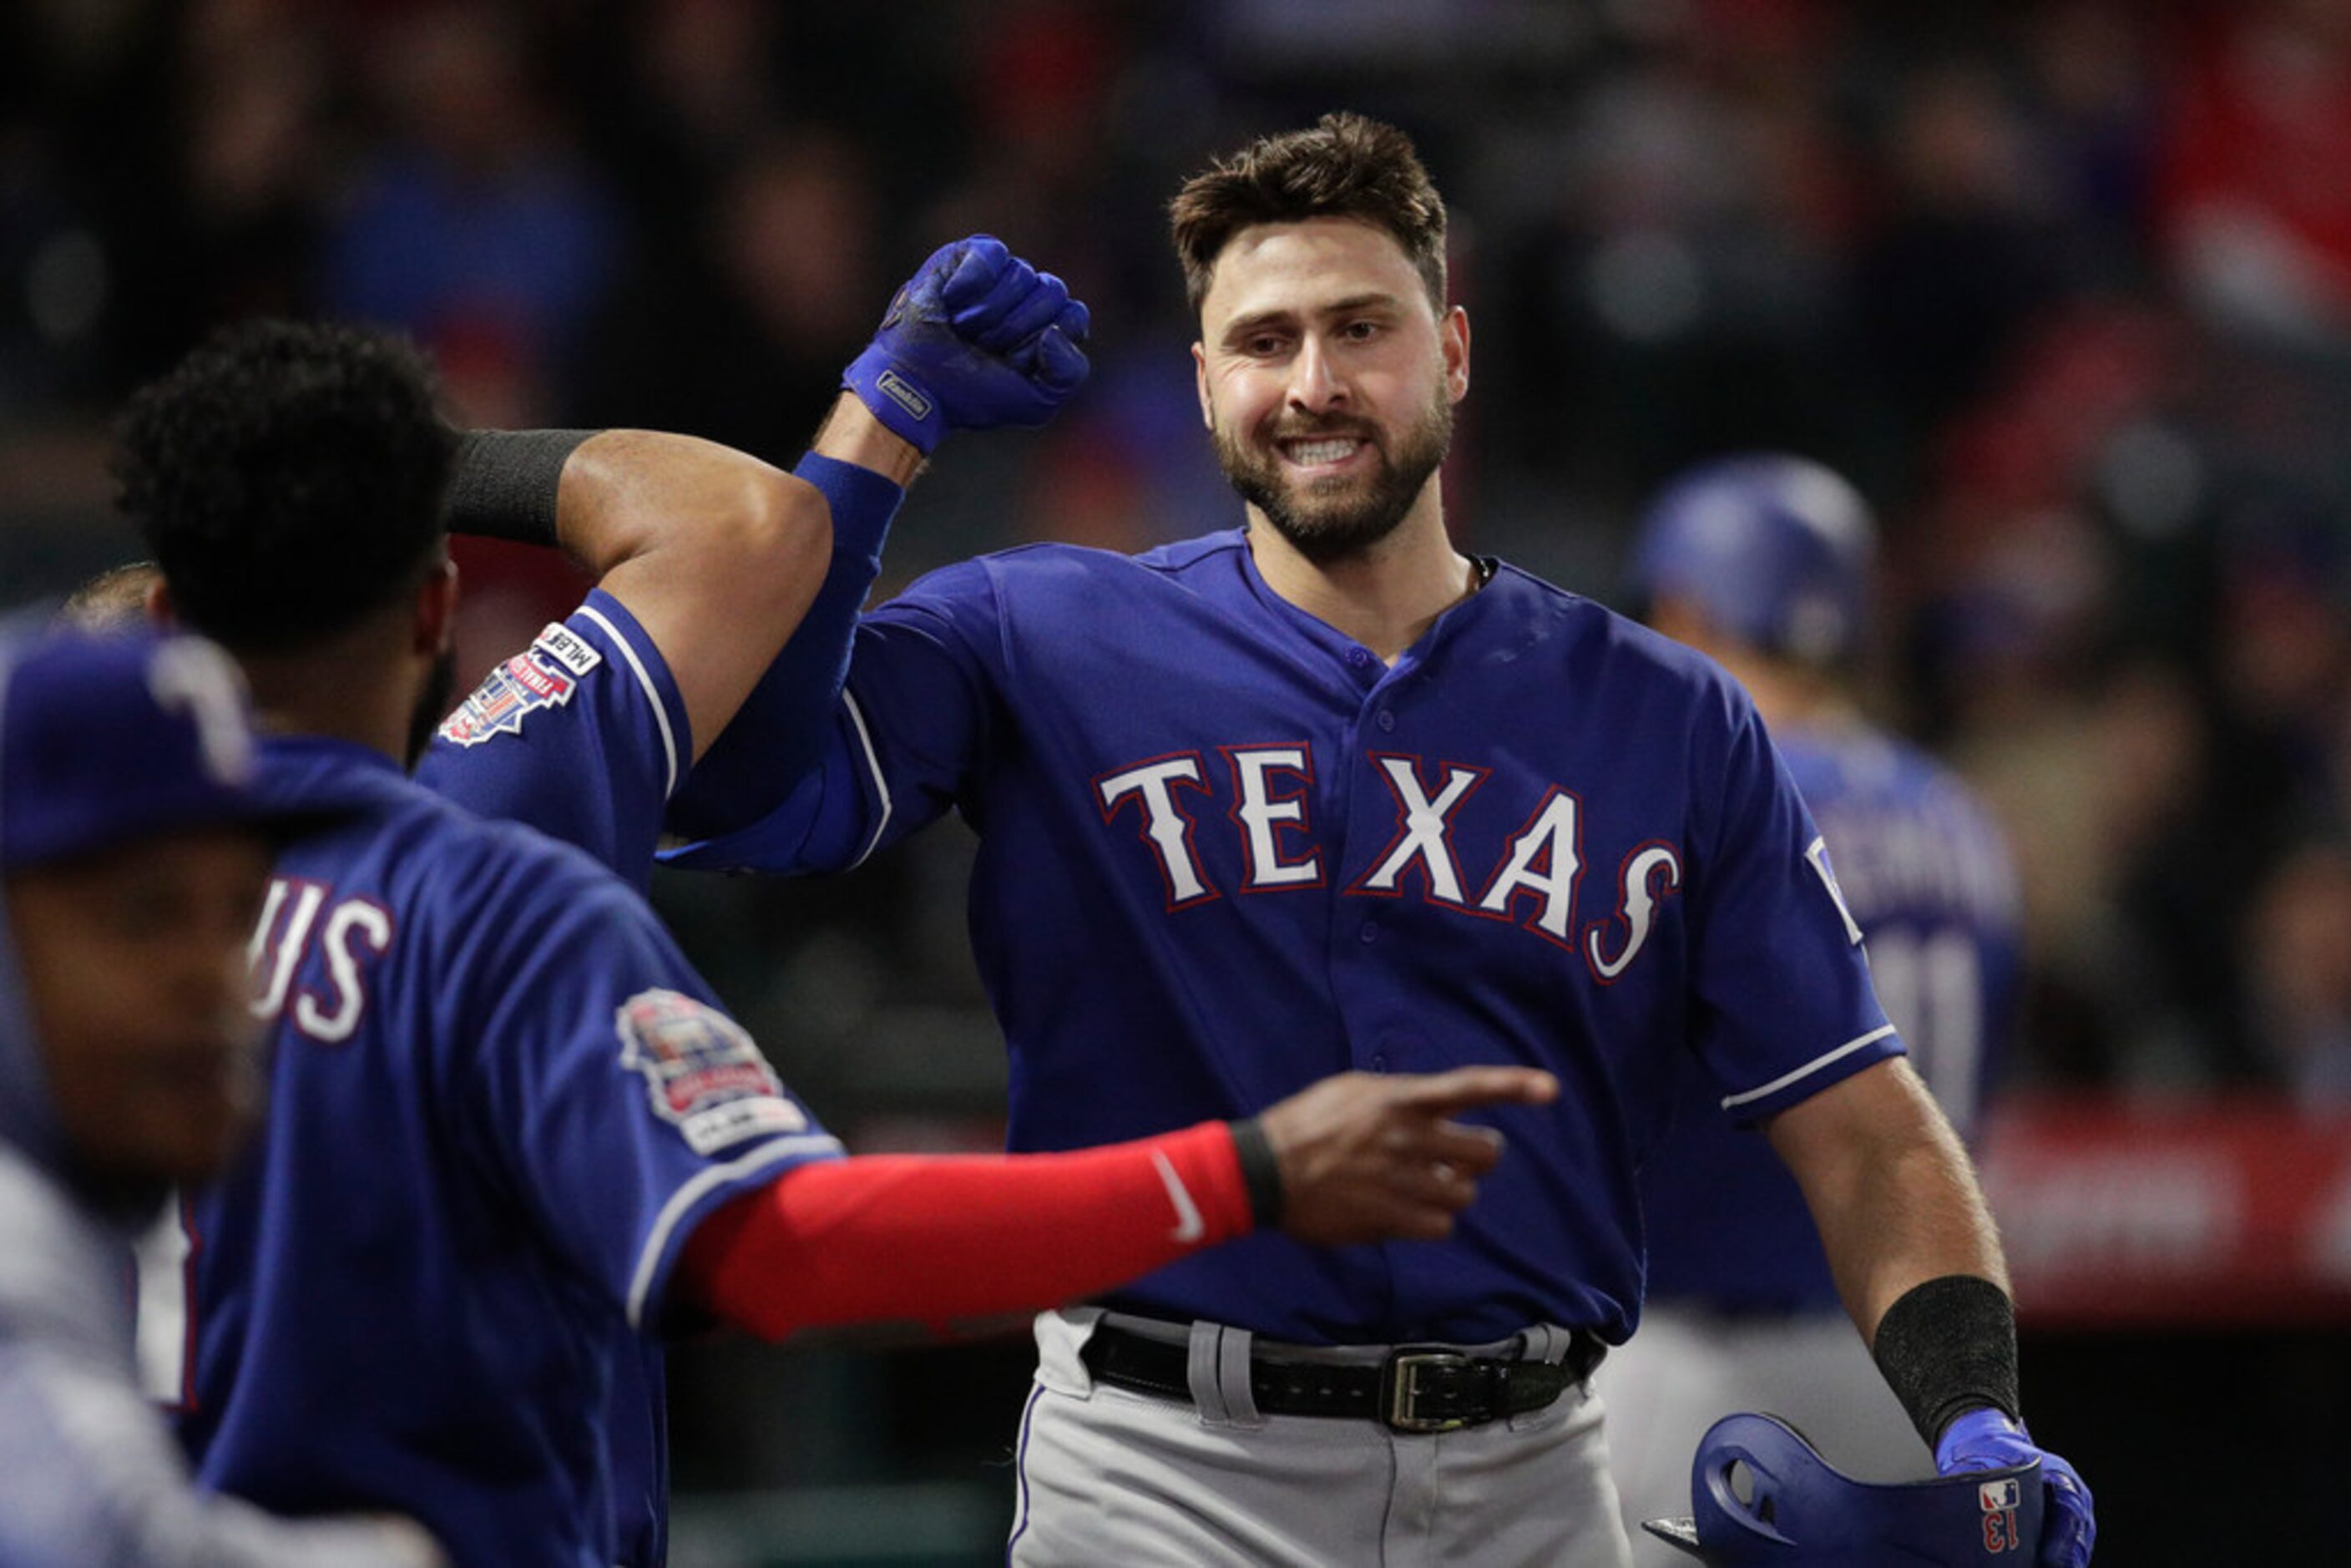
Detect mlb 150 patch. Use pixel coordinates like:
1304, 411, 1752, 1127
615, 988, 808, 1155
438, 625, 601, 747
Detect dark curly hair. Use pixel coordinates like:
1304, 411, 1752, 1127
113, 318, 456, 654
1169, 112, 1449, 320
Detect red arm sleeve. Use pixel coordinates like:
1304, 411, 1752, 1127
675, 1120, 1253, 1340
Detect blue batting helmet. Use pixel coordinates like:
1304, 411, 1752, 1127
1644, 1413, 2045, 1566
1625, 454, 1876, 665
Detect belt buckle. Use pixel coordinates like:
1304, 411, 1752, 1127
1381, 1348, 1475, 1433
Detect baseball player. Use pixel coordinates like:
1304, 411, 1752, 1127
116, 276, 1550, 1565
0, 625, 437, 1565
644, 115, 2095, 1566
1597, 456, 2030, 1565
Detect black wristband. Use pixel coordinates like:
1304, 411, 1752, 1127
1871, 1274, 2022, 1449
1227, 1117, 1284, 1230
442, 429, 601, 546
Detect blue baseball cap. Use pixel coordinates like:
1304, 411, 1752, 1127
0, 627, 293, 872
1626, 454, 1877, 666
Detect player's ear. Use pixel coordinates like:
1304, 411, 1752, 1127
413, 554, 459, 657
1193, 342, 1214, 432
1441, 306, 1470, 404
144, 576, 174, 628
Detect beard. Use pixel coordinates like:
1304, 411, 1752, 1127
1215, 387, 1454, 566
404, 646, 458, 769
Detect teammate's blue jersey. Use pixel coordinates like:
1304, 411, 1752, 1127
422, 587, 700, 1562
420, 588, 686, 893
665, 530, 1901, 1344
157, 734, 841, 1567
1638, 724, 2021, 1313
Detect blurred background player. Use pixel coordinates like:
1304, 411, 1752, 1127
1603, 453, 2025, 1562
114, 294, 1554, 1565
0, 625, 438, 1565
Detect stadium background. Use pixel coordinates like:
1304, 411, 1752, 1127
3, 1, 2347, 1560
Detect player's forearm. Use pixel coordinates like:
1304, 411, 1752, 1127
443, 428, 820, 579
569, 433, 834, 761
1765, 1059, 2009, 1343
1818, 1135, 2006, 1344
677, 1120, 1262, 1341
550, 431, 825, 590
440, 427, 836, 762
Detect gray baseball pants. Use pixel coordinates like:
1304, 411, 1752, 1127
1009, 1307, 1635, 1567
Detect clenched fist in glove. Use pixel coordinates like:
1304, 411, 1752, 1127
842, 235, 1090, 454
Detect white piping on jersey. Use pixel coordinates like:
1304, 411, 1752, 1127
577, 604, 680, 799
1719, 1024, 1898, 1111
626, 1132, 843, 1329
842, 690, 892, 868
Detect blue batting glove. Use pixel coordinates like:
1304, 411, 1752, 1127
1937, 1408, 2096, 1567
842, 235, 1091, 454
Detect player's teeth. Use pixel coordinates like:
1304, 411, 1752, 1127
1288, 439, 1359, 465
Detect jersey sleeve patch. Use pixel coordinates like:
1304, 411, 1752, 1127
616, 988, 807, 1156
437, 625, 602, 748
529, 620, 604, 678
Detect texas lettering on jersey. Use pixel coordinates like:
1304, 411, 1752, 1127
667, 535, 1905, 1343
1095, 742, 1686, 983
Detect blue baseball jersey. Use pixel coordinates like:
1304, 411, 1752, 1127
422, 587, 705, 1563
152, 735, 841, 1568
666, 529, 1902, 1345
1637, 724, 2022, 1312
419, 588, 687, 893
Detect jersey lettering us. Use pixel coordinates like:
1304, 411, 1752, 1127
669, 530, 1900, 1345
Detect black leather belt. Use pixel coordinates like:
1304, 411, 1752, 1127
1079, 1322, 1606, 1434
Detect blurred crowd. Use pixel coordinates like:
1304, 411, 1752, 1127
7, 0, 2351, 1110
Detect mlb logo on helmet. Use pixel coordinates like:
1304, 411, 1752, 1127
1979, 1475, 2025, 1555
1642, 1412, 2045, 1565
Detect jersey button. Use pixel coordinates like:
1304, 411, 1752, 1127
1358, 922, 1378, 944
1376, 710, 1396, 731
1345, 647, 1372, 668
1369, 1053, 1388, 1072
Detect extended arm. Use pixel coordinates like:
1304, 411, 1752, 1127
677, 1066, 1555, 1340
444, 237, 1089, 840
455, 427, 833, 765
